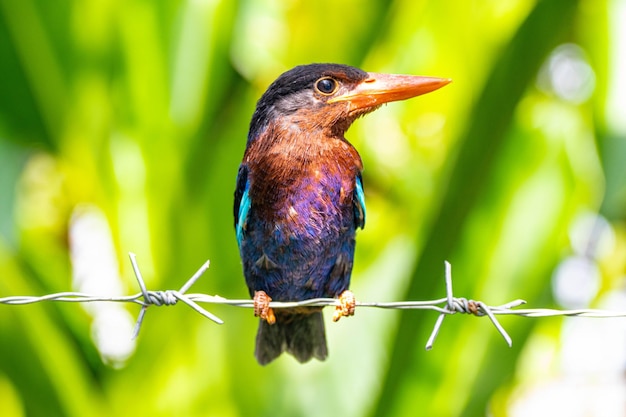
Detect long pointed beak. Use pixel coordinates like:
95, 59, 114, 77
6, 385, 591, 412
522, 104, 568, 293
328, 72, 451, 110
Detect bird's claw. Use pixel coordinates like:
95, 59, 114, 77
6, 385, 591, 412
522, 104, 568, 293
333, 290, 356, 322
253, 290, 276, 325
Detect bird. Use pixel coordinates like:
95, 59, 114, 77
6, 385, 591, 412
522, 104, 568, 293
234, 63, 450, 365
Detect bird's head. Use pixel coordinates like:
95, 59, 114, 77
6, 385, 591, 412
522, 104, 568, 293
248, 63, 451, 142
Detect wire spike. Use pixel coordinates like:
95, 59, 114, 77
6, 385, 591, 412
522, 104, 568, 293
132, 306, 148, 339
129, 252, 150, 304
477, 301, 513, 347
179, 260, 211, 294
425, 313, 447, 350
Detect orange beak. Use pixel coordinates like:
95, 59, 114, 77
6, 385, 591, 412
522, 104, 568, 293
329, 72, 451, 111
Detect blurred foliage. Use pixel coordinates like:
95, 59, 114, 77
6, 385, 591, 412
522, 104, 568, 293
0, 0, 624, 416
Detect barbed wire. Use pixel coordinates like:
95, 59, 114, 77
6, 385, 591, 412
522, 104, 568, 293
1, 253, 625, 349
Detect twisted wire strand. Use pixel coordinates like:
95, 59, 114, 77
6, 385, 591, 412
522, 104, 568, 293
1, 254, 624, 349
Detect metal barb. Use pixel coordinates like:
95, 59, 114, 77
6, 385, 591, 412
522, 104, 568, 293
476, 301, 513, 347
179, 260, 211, 294
444, 261, 454, 308
128, 253, 218, 338
175, 292, 224, 324
132, 306, 148, 340
425, 261, 455, 350
128, 253, 149, 303
129, 252, 151, 338
425, 313, 446, 351
424, 261, 516, 350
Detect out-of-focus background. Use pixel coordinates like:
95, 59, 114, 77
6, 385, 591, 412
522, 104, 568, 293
0, 0, 624, 416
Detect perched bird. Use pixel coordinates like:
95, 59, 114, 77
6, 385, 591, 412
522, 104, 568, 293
234, 63, 450, 365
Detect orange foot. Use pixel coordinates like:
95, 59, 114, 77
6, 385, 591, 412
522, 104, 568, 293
253, 290, 276, 325
333, 290, 356, 322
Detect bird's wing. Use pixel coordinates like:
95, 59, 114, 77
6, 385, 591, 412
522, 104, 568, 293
354, 174, 366, 229
234, 164, 250, 246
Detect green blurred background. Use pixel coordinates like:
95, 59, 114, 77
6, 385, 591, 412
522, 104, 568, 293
1, 0, 625, 416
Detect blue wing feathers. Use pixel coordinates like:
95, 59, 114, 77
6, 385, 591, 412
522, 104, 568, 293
354, 174, 366, 229
354, 174, 365, 229
236, 188, 250, 246
234, 165, 250, 247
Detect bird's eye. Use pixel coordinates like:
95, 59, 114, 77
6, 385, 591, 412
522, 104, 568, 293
315, 77, 338, 95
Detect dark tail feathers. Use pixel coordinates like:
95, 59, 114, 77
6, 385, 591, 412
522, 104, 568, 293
255, 312, 328, 365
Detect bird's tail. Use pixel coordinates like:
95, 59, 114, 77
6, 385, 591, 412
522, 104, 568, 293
255, 312, 328, 365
